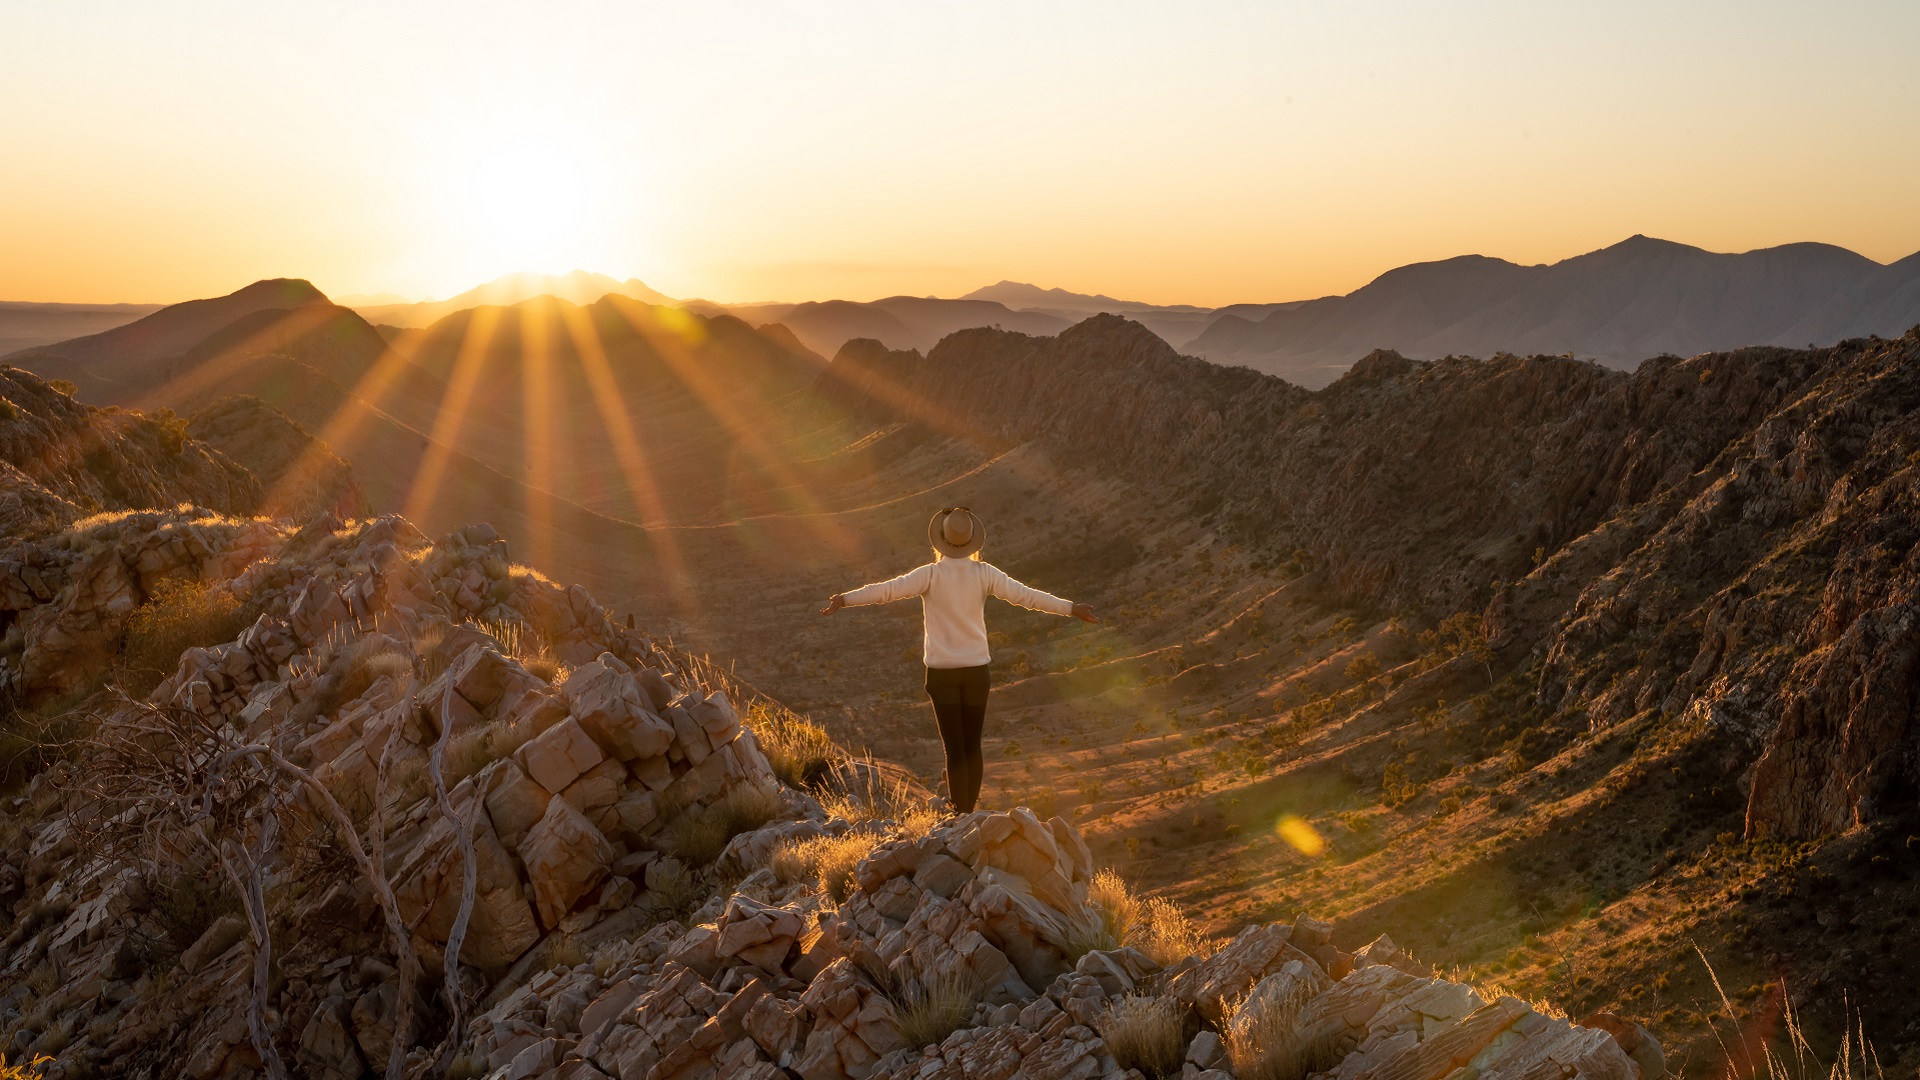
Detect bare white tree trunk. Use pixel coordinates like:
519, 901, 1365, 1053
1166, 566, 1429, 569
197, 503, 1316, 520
222, 741, 420, 1080
426, 680, 480, 1077
204, 821, 290, 1080
370, 712, 417, 1080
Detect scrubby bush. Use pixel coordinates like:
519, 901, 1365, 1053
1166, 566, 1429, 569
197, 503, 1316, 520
769, 831, 882, 904
120, 578, 252, 696
1224, 978, 1336, 1080
1099, 993, 1189, 1079
148, 871, 239, 968
635, 857, 702, 925
664, 784, 783, 865
890, 969, 984, 1050
744, 701, 841, 789
1071, 867, 1213, 966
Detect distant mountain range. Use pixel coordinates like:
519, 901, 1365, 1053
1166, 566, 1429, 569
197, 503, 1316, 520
352, 270, 677, 329
8, 236, 1918, 388
1186, 235, 1920, 386
0, 300, 167, 358
957, 281, 1298, 347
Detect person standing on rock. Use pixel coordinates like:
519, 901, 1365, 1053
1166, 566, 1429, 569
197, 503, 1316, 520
821, 507, 1100, 814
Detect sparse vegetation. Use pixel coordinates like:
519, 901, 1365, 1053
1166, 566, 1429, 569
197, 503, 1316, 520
769, 831, 883, 904
149, 871, 241, 967
120, 577, 253, 696
664, 783, 784, 865
744, 700, 843, 789
888, 969, 985, 1050
1224, 977, 1337, 1080
1098, 993, 1189, 1079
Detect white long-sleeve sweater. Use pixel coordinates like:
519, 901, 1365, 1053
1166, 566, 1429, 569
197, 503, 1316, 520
841, 557, 1076, 668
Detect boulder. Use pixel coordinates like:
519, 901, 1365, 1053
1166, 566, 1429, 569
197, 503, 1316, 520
180, 914, 249, 974
481, 758, 553, 849
1167, 922, 1314, 1023
518, 796, 616, 927
562, 654, 675, 761
514, 715, 607, 795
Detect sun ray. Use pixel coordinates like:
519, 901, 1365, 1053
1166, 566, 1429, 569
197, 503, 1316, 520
402, 306, 502, 529
553, 301, 698, 618
518, 300, 557, 572
599, 299, 865, 561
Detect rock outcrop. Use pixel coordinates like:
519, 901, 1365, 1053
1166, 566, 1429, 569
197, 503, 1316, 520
0, 502, 1658, 1080
1, 365, 259, 538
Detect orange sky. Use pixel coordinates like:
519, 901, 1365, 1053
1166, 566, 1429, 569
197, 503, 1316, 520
3, 2, 1917, 308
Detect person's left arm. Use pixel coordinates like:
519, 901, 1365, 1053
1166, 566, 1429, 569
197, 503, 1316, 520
987, 566, 1101, 623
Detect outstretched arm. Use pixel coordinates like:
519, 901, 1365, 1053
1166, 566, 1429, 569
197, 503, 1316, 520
988, 566, 1101, 623
822, 564, 932, 616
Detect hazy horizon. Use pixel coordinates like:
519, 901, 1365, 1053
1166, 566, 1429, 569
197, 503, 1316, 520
5, 1, 1918, 308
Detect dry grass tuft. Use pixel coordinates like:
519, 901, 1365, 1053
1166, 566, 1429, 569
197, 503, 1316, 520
480, 618, 562, 682
1134, 896, 1214, 966
819, 756, 935, 834
121, 577, 252, 696
1098, 993, 1189, 1080
0, 1053, 52, 1079
769, 831, 884, 904
744, 701, 843, 789
1224, 978, 1334, 1080
1090, 868, 1142, 950
1071, 868, 1211, 966
1700, 948, 1883, 1080
890, 969, 985, 1050
663, 783, 783, 866
444, 725, 495, 786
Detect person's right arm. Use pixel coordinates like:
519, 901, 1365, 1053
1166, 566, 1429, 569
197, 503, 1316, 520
822, 563, 932, 615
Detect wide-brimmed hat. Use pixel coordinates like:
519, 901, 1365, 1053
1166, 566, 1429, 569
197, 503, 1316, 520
928, 506, 986, 558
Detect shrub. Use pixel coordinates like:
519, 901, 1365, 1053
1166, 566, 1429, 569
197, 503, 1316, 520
744, 702, 842, 788
1224, 978, 1336, 1080
1099, 993, 1189, 1079
662, 784, 781, 866
149, 872, 239, 968
1343, 652, 1381, 681
662, 813, 730, 867
1088, 868, 1141, 951
1132, 896, 1213, 966
636, 857, 702, 926
769, 831, 882, 904
120, 578, 252, 696
890, 969, 985, 1051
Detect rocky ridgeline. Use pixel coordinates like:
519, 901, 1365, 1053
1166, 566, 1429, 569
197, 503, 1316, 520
0, 505, 1661, 1080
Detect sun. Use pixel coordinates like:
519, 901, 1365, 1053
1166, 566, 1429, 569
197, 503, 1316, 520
462, 135, 588, 266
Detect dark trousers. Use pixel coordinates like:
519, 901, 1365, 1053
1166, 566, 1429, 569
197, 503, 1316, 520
925, 664, 991, 813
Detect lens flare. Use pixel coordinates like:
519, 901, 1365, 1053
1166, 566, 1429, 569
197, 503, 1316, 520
1276, 814, 1325, 856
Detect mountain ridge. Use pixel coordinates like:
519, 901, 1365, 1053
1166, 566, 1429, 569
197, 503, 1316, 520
1189, 235, 1920, 386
